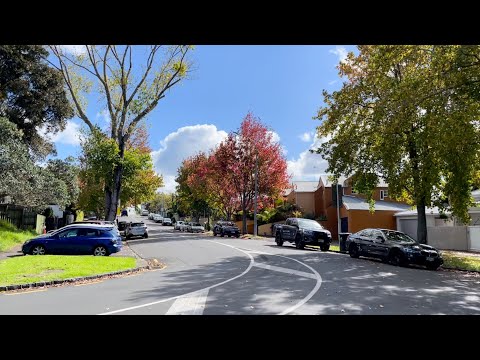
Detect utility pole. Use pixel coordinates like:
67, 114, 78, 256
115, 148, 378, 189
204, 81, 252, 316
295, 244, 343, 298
336, 183, 341, 242
254, 153, 258, 237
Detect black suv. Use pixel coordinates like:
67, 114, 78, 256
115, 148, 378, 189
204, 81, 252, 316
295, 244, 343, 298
346, 228, 443, 270
275, 218, 332, 251
213, 221, 240, 238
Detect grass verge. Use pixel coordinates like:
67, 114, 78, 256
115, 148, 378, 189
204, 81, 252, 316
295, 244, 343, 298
0, 220, 37, 252
441, 251, 480, 272
0, 255, 137, 287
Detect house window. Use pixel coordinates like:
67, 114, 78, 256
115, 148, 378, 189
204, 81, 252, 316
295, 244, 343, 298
380, 190, 388, 200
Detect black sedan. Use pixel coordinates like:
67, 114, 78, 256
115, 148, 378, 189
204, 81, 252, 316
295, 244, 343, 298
346, 228, 443, 270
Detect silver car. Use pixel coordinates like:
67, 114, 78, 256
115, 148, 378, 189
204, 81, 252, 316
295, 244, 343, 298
189, 222, 205, 233
126, 222, 148, 239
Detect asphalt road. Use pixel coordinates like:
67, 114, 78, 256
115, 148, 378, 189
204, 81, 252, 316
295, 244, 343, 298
1, 216, 480, 315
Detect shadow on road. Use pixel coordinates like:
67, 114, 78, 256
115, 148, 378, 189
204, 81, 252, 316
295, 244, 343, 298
121, 242, 480, 314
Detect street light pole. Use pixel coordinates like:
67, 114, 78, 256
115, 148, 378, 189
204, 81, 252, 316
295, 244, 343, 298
254, 153, 258, 238
336, 183, 341, 242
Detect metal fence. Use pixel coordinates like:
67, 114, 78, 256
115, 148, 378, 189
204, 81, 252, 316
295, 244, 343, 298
0, 204, 38, 230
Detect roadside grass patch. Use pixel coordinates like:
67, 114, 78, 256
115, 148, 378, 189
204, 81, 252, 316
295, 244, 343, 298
0, 220, 37, 252
0, 255, 136, 286
442, 251, 480, 272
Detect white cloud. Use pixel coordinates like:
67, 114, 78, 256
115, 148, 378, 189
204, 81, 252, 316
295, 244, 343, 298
39, 120, 82, 146
328, 80, 337, 85
151, 124, 228, 193
287, 134, 331, 181
299, 132, 312, 142
329, 46, 348, 64
60, 45, 87, 56
267, 130, 287, 155
96, 109, 111, 131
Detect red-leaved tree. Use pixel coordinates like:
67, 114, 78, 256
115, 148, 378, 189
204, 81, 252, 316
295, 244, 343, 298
212, 112, 290, 233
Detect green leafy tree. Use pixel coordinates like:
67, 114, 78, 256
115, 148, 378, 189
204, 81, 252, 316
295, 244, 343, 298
77, 129, 161, 217
0, 117, 70, 210
314, 45, 480, 243
46, 157, 80, 211
48, 45, 192, 220
0, 46, 73, 159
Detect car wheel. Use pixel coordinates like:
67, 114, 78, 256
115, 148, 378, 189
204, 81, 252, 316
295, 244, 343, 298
295, 234, 305, 249
320, 244, 330, 252
220, 231, 225, 237
227, 234, 231, 238
126, 235, 131, 240
93, 246, 108, 256
426, 262, 440, 271
31, 245, 46, 255
213, 231, 217, 236
275, 233, 283, 246
143, 233, 148, 238
235, 234, 240, 238
349, 243, 360, 258
389, 250, 406, 267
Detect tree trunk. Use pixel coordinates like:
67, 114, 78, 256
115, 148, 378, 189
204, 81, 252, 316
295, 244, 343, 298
417, 196, 428, 244
242, 197, 247, 234
104, 141, 125, 221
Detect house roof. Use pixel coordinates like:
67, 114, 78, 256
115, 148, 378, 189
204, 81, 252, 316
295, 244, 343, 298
394, 207, 446, 217
291, 181, 319, 193
319, 174, 388, 188
342, 195, 411, 212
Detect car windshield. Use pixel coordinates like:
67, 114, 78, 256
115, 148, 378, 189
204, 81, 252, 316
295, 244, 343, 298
164, 218, 171, 221
382, 230, 416, 243
193, 223, 201, 226
297, 219, 324, 230
131, 223, 144, 227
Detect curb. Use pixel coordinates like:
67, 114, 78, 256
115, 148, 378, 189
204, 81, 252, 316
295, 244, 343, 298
0, 265, 150, 293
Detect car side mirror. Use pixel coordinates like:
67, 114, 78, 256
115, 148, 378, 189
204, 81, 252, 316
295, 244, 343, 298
377, 236, 384, 242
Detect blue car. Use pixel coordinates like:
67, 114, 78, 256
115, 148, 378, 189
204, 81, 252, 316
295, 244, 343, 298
22, 224, 123, 256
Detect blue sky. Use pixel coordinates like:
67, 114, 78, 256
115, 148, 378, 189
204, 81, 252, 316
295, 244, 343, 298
48, 45, 356, 192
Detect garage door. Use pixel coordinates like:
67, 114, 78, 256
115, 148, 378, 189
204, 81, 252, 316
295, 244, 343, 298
399, 218, 417, 240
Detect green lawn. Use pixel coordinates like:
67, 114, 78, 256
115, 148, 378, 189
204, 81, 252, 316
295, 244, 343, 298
442, 251, 480, 272
0, 220, 37, 252
0, 255, 137, 287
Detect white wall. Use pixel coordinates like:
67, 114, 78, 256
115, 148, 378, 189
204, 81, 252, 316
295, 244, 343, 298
427, 226, 468, 251
469, 226, 480, 252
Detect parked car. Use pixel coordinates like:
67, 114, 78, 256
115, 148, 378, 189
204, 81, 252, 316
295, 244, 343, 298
188, 222, 205, 233
275, 218, 332, 251
125, 222, 148, 239
174, 221, 185, 231
153, 214, 163, 223
213, 221, 240, 238
22, 224, 122, 256
346, 228, 444, 270
117, 220, 129, 236
141, 210, 149, 216
162, 218, 172, 226
148, 213, 155, 220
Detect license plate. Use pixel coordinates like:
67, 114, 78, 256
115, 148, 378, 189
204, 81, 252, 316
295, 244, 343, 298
426, 257, 434, 261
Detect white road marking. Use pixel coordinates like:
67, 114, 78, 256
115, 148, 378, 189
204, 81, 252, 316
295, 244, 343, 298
274, 254, 322, 315
212, 243, 323, 315
99, 240, 322, 315
253, 262, 317, 280
98, 242, 254, 315
166, 289, 209, 315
